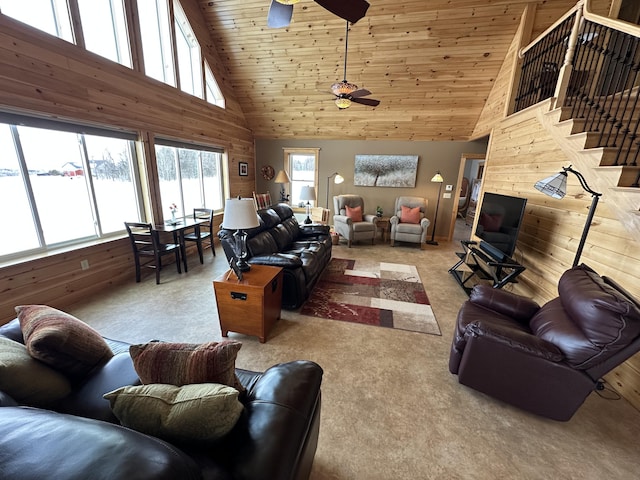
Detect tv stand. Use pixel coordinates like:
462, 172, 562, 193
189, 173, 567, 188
448, 240, 525, 295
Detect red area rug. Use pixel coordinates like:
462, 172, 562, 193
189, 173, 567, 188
300, 258, 441, 335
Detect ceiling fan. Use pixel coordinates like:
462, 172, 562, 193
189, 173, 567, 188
267, 0, 370, 29
330, 21, 380, 110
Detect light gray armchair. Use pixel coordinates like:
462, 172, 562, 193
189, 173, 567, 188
389, 196, 430, 247
333, 194, 378, 247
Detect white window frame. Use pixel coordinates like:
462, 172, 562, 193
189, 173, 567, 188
283, 148, 320, 208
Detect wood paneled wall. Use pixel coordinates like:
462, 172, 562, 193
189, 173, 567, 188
0, 8, 252, 323
481, 102, 640, 410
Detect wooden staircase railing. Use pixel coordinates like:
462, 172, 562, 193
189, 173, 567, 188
514, 0, 640, 187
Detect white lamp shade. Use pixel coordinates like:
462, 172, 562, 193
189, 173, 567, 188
274, 170, 290, 184
300, 185, 316, 201
222, 198, 260, 229
334, 174, 344, 184
534, 172, 567, 199
431, 172, 444, 183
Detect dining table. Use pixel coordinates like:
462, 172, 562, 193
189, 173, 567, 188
154, 216, 207, 273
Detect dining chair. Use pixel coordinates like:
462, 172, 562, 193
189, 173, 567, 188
183, 208, 216, 264
124, 222, 181, 284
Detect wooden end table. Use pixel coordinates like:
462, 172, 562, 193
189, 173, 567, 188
213, 264, 283, 343
376, 216, 391, 242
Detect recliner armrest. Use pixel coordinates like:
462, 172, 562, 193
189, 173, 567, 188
363, 214, 378, 224
467, 321, 563, 362
469, 285, 540, 324
333, 215, 351, 225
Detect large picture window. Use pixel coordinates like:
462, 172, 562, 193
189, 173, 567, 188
137, 0, 176, 86
284, 148, 319, 207
77, 0, 131, 67
155, 140, 225, 220
0, 116, 141, 259
0, 0, 73, 42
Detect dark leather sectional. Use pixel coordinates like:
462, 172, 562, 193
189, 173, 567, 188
0, 319, 323, 479
219, 203, 332, 309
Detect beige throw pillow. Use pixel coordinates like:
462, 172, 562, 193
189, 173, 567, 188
0, 337, 72, 406
104, 383, 244, 442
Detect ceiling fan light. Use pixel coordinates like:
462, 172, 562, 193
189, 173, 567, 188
274, 0, 300, 4
335, 97, 352, 109
331, 80, 358, 95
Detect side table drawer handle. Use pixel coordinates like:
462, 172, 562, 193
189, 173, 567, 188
230, 291, 247, 301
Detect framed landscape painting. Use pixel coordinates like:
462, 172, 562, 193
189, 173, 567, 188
354, 155, 419, 187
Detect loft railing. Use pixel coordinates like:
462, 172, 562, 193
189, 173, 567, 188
514, 0, 640, 183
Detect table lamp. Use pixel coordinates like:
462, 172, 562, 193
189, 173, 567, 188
222, 197, 260, 271
534, 165, 602, 267
326, 172, 344, 209
274, 170, 291, 202
426, 171, 444, 245
299, 185, 316, 224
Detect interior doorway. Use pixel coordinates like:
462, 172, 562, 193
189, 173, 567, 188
447, 152, 485, 243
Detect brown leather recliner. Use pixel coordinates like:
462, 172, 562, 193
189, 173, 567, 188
449, 264, 640, 421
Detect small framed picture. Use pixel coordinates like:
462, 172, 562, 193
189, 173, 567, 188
229, 257, 243, 281
239, 162, 248, 176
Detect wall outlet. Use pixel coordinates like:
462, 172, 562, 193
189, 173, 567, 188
445, 184, 453, 191
443, 193, 452, 199
80, 259, 89, 270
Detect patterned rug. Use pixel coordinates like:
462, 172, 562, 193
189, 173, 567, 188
300, 258, 441, 336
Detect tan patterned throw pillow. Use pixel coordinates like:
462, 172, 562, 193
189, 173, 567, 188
0, 337, 72, 406
15, 305, 114, 380
104, 383, 244, 443
130, 341, 244, 392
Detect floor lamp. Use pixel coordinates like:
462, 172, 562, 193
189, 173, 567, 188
426, 172, 444, 245
326, 172, 344, 209
534, 165, 602, 267
300, 185, 316, 224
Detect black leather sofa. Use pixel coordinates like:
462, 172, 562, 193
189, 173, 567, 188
219, 203, 332, 309
0, 319, 323, 479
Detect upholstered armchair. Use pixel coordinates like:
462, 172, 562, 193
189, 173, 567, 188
389, 196, 430, 247
449, 264, 640, 421
333, 195, 378, 247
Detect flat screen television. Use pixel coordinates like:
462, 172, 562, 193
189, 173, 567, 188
474, 192, 527, 261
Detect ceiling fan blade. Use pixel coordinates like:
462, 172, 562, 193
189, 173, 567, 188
267, 0, 293, 28
352, 97, 380, 107
350, 89, 372, 98
314, 0, 370, 24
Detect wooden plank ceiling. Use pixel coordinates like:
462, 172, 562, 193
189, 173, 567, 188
198, 0, 577, 141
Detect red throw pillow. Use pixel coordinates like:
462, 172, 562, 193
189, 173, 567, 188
345, 205, 363, 222
400, 205, 421, 224
479, 213, 503, 232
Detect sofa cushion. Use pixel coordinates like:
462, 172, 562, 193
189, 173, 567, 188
130, 341, 244, 391
16, 305, 114, 380
345, 205, 363, 222
0, 407, 202, 480
400, 205, 421, 224
104, 383, 243, 443
0, 337, 72, 407
247, 230, 279, 257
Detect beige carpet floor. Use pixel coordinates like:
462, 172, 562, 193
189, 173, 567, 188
68, 232, 640, 480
